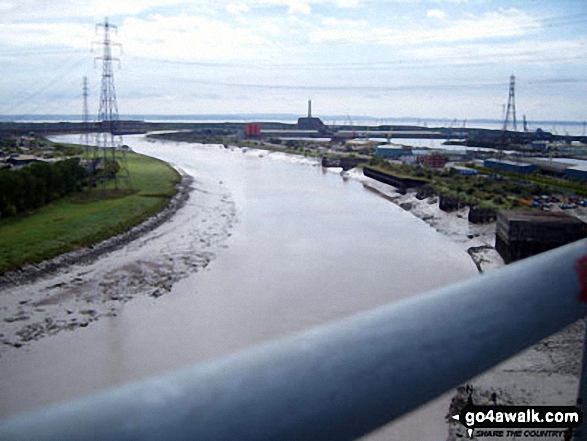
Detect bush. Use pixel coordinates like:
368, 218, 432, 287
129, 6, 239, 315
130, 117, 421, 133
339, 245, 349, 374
0, 158, 88, 218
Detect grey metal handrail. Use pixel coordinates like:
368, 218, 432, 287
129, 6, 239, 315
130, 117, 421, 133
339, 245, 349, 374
1, 239, 586, 441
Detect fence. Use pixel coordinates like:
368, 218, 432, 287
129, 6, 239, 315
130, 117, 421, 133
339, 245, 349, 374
1, 239, 586, 440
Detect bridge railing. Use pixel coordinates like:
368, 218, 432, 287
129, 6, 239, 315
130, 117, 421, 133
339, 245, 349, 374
1, 239, 587, 441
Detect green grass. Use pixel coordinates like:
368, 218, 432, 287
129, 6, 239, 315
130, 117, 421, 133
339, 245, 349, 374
0, 151, 180, 274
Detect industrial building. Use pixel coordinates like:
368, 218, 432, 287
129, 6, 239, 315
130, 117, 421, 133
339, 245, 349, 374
297, 100, 325, 131
525, 158, 572, 176
483, 159, 538, 174
419, 153, 447, 169
451, 165, 478, 175
375, 145, 403, 158
565, 165, 587, 181
495, 210, 586, 263
245, 123, 261, 137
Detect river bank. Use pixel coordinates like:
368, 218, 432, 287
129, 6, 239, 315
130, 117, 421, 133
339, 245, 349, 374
0, 150, 181, 275
0, 163, 236, 355
0, 172, 192, 290
352, 171, 504, 273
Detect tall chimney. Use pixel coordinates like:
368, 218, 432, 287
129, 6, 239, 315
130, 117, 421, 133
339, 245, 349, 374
308, 99, 312, 118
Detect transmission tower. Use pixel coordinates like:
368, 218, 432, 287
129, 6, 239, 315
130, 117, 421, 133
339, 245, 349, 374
93, 17, 129, 188
80, 76, 91, 155
502, 74, 517, 132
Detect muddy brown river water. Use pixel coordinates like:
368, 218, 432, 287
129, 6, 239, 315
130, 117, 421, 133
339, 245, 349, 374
0, 134, 481, 438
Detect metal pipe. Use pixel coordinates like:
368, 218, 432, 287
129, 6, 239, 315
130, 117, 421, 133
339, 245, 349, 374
2, 239, 587, 441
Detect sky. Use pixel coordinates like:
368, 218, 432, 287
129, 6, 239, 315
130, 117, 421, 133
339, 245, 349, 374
0, 0, 586, 122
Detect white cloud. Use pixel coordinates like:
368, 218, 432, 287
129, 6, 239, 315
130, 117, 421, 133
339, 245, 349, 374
286, 0, 312, 14
321, 17, 368, 27
120, 14, 266, 60
226, 2, 250, 14
0, 22, 93, 49
426, 9, 446, 20
0, 0, 194, 22
334, 0, 360, 7
401, 37, 587, 66
311, 8, 541, 45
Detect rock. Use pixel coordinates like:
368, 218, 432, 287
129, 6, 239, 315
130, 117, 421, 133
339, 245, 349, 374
4, 315, 30, 323
400, 202, 413, 211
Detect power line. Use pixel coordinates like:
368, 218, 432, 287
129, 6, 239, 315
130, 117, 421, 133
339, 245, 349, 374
1, 56, 87, 115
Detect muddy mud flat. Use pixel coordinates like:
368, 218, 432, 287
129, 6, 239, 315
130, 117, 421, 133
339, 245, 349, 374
0, 169, 236, 355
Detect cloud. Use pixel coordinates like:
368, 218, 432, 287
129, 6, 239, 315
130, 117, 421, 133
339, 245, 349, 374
334, 0, 360, 7
427, 9, 446, 20
120, 14, 267, 60
226, 2, 250, 14
311, 8, 541, 45
400, 37, 587, 66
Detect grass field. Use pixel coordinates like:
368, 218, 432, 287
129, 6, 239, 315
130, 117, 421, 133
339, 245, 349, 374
0, 151, 180, 274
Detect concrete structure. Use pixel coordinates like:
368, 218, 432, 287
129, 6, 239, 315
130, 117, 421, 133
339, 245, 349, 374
495, 210, 587, 263
483, 159, 537, 174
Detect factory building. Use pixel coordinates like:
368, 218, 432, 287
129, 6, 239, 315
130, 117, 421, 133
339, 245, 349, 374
297, 100, 325, 131
483, 159, 538, 174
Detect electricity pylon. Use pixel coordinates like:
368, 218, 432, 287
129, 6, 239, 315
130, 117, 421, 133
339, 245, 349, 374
80, 76, 91, 156
503, 74, 517, 132
93, 17, 130, 188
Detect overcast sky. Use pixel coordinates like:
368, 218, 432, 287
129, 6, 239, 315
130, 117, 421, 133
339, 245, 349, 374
1, 0, 586, 121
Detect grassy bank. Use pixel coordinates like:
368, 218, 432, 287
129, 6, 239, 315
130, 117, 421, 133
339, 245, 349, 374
0, 151, 180, 274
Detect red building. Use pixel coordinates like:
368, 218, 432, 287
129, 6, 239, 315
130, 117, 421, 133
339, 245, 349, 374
245, 123, 261, 137
420, 153, 447, 168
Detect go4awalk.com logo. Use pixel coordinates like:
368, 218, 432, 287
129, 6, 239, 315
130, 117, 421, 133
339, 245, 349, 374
451, 401, 582, 439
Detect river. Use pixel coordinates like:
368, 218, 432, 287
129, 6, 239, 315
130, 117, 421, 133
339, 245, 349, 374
0, 134, 478, 439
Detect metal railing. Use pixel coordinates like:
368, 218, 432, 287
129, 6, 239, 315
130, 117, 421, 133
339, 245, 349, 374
1, 239, 587, 441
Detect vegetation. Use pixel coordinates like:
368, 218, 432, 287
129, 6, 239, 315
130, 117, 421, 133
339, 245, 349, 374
472, 166, 587, 197
0, 151, 180, 274
0, 159, 88, 218
367, 156, 557, 209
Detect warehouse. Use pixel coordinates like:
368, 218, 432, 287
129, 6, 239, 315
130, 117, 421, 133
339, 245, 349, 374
565, 165, 587, 181
375, 145, 403, 158
483, 159, 538, 174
